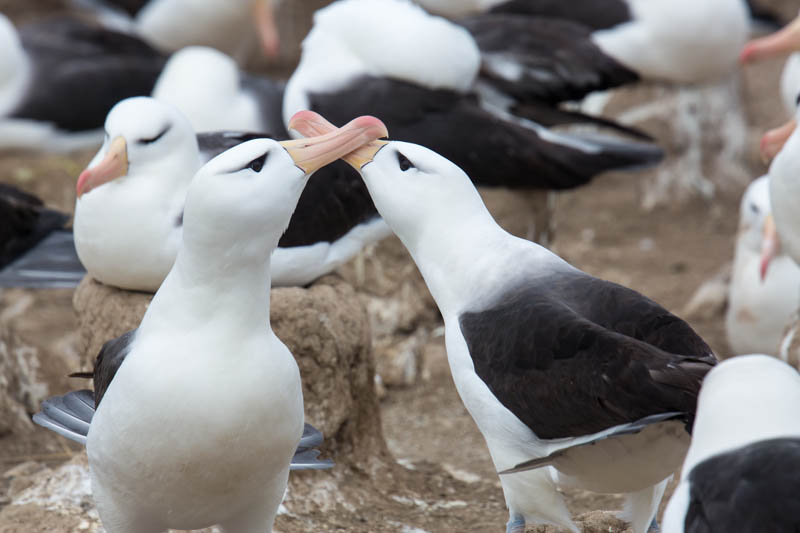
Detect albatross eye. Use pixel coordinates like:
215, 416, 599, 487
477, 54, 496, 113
138, 125, 170, 145
245, 153, 268, 173
397, 152, 415, 172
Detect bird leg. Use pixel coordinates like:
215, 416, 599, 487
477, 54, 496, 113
506, 513, 526, 533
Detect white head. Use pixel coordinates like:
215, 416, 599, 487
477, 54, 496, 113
737, 177, 772, 252
682, 354, 800, 473
182, 114, 390, 261
283, 0, 480, 124
152, 46, 262, 132
77, 97, 200, 198
0, 14, 29, 116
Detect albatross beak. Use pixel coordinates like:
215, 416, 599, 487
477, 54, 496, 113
254, 0, 280, 59
740, 15, 800, 63
280, 113, 388, 174
759, 214, 780, 282
760, 119, 796, 162
76, 136, 129, 198
288, 110, 388, 170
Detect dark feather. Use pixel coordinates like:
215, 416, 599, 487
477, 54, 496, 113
11, 16, 166, 131
685, 438, 800, 532
458, 270, 715, 440
487, 0, 631, 31
462, 14, 638, 105
308, 76, 661, 191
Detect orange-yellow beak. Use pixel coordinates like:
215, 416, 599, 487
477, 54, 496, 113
254, 0, 280, 60
760, 119, 797, 163
288, 110, 388, 170
741, 15, 800, 63
280, 112, 388, 174
759, 214, 780, 282
76, 136, 129, 198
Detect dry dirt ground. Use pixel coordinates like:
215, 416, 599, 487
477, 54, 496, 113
0, 1, 797, 532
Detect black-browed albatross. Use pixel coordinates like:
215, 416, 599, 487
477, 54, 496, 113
284, 0, 664, 194
74, 96, 388, 291
661, 355, 800, 532
291, 111, 716, 533
0, 14, 166, 152
33, 112, 388, 533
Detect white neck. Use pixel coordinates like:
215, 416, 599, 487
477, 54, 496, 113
140, 236, 273, 337
398, 205, 559, 316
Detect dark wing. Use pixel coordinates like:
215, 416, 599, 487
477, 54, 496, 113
0, 183, 70, 270
510, 101, 652, 141
13, 17, 166, 131
308, 76, 661, 191
488, 0, 631, 31
462, 14, 638, 105
280, 160, 379, 248
197, 131, 275, 162
685, 438, 800, 532
91, 329, 137, 407
458, 270, 715, 440
87, 0, 150, 17
240, 73, 288, 138
0, 230, 85, 288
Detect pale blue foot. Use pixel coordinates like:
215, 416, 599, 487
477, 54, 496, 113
506, 513, 525, 533
648, 517, 660, 532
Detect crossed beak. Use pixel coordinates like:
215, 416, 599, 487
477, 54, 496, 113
76, 136, 129, 198
280, 113, 388, 174
759, 214, 780, 282
288, 110, 388, 170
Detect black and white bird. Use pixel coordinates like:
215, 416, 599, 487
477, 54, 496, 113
0, 184, 84, 288
661, 355, 800, 532
0, 14, 166, 152
151, 45, 285, 134
33, 114, 388, 533
726, 176, 800, 357
291, 111, 716, 533
284, 0, 663, 194
74, 97, 388, 292
416, 0, 750, 85
71, 0, 282, 61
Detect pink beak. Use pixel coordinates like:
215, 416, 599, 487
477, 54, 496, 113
76, 136, 129, 197
254, 0, 280, 60
281, 112, 388, 173
288, 110, 388, 170
741, 16, 800, 63
760, 119, 797, 163
759, 214, 780, 282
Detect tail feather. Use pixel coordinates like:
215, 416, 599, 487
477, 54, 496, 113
0, 231, 85, 288
290, 449, 335, 470
298, 422, 324, 450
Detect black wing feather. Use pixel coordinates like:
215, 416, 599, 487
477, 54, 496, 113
685, 438, 800, 532
462, 14, 638, 105
459, 270, 715, 440
92, 329, 137, 407
488, 0, 631, 30
12, 17, 166, 131
308, 76, 660, 191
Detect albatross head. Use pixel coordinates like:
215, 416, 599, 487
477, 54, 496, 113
736, 177, 781, 281
183, 114, 388, 253
77, 97, 198, 198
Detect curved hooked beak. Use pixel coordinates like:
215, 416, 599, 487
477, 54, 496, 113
760, 119, 797, 163
76, 136, 129, 198
288, 110, 388, 170
280, 112, 388, 174
254, 0, 280, 59
759, 214, 780, 282
741, 15, 800, 63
